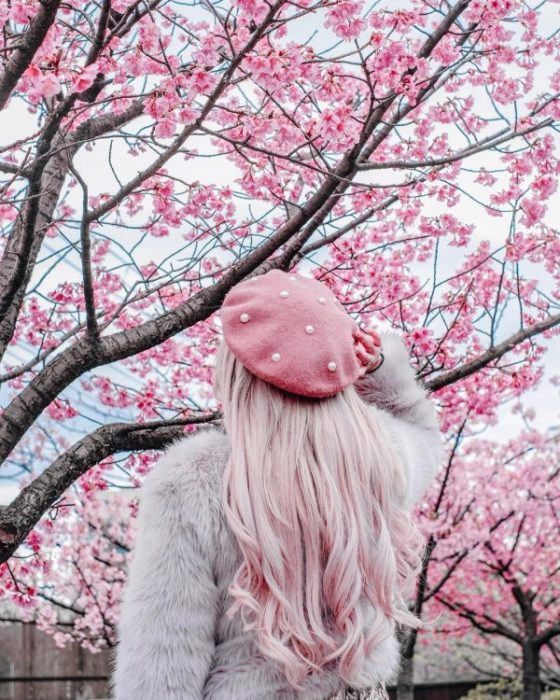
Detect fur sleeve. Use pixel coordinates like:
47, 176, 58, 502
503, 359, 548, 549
354, 331, 445, 510
110, 433, 221, 700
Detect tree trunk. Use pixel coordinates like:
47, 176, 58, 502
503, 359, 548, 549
522, 642, 541, 700
0, 134, 74, 360
396, 653, 414, 700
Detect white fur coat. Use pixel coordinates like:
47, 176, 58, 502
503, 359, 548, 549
110, 332, 444, 700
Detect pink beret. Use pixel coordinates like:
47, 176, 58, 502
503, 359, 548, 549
219, 269, 363, 398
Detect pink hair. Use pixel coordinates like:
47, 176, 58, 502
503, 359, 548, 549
213, 338, 425, 689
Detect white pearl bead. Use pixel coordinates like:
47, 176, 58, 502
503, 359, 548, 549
327, 361, 337, 371
305, 325, 314, 334
318, 297, 326, 304
240, 313, 250, 323
280, 290, 289, 298
271, 352, 281, 362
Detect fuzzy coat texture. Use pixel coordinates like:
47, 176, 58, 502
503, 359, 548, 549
111, 332, 444, 700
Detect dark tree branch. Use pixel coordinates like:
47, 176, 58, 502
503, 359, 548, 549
0, 77, 106, 357
0, 98, 147, 362
436, 595, 523, 644
0, 1, 171, 360
85, 0, 111, 66
0, 413, 222, 563
0, 160, 27, 176
536, 625, 560, 648
425, 312, 560, 392
0, 0, 62, 111
277, 7, 478, 271
68, 162, 99, 341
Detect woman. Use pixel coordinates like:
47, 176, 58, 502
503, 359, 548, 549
111, 269, 444, 700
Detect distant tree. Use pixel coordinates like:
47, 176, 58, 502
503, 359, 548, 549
422, 430, 560, 700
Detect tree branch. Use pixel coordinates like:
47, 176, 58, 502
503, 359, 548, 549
425, 312, 560, 392
0, 413, 221, 563
277, 4, 478, 270
0, 98, 146, 361
356, 117, 554, 172
536, 624, 560, 648
68, 161, 99, 341
0, 0, 62, 111
436, 595, 523, 644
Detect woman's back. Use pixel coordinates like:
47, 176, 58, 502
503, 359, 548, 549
114, 427, 351, 699
111, 330, 443, 700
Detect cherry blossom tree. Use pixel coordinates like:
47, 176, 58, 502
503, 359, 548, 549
420, 429, 560, 700
396, 413, 560, 700
0, 0, 558, 689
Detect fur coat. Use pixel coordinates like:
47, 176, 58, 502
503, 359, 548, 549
110, 332, 444, 700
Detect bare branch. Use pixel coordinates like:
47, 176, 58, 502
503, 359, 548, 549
436, 595, 523, 644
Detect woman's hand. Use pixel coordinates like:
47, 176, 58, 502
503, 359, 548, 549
353, 327, 383, 378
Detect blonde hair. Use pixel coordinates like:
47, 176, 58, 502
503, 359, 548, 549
213, 338, 424, 689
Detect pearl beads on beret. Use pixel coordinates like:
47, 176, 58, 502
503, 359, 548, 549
220, 269, 363, 398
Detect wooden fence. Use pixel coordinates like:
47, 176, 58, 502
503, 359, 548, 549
0, 620, 109, 700
0, 620, 489, 700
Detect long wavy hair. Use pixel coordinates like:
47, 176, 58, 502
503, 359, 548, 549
212, 337, 425, 689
